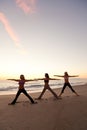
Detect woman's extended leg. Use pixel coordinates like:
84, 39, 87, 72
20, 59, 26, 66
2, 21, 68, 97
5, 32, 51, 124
22, 89, 35, 103
37, 87, 46, 99
59, 83, 67, 97
48, 87, 59, 99
10, 89, 21, 104
68, 83, 79, 96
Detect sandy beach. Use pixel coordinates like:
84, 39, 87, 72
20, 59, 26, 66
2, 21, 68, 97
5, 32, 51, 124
0, 84, 87, 130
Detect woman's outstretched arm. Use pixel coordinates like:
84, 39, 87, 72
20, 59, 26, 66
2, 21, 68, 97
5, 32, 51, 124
49, 78, 60, 80
25, 79, 39, 82
54, 75, 64, 77
34, 78, 44, 80
68, 75, 79, 77
7, 79, 19, 82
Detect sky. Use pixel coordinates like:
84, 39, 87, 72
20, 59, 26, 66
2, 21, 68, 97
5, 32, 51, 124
0, 0, 87, 79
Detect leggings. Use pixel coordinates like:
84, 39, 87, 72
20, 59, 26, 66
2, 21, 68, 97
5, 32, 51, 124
11, 89, 34, 104
61, 82, 76, 93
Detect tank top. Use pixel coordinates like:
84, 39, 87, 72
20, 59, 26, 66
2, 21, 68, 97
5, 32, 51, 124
19, 80, 25, 89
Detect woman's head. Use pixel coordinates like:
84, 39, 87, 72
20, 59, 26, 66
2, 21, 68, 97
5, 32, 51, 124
45, 73, 49, 78
20, 75, 25, 80
64, 72, 68, 76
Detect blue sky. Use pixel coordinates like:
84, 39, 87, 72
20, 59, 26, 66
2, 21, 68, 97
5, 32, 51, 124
0, 0, 87, 79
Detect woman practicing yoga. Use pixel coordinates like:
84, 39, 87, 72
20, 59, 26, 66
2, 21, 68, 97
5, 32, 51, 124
8, 74, 37, 105
54, 72, 79, 97
36, 73, 60, 100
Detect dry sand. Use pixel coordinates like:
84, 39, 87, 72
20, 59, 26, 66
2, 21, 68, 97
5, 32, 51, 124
0, 84, 87, 130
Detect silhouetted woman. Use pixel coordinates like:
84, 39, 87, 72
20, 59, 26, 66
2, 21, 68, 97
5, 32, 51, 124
36, 73, 60, 100
8, 74, 37, 105
54, 72, 79, 97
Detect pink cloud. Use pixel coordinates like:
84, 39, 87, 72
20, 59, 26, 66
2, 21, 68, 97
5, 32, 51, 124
16, 0, 36, 14
0, 12, 27, 54
0, 12, 19, 44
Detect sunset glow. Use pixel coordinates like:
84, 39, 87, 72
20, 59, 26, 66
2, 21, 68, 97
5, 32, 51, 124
0, 0, 87, 79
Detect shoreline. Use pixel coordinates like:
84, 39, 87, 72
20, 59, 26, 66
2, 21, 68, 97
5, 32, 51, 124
0, 83, 86, 97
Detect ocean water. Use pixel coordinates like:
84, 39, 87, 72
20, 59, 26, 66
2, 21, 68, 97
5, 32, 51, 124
0, 78, 87, 95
